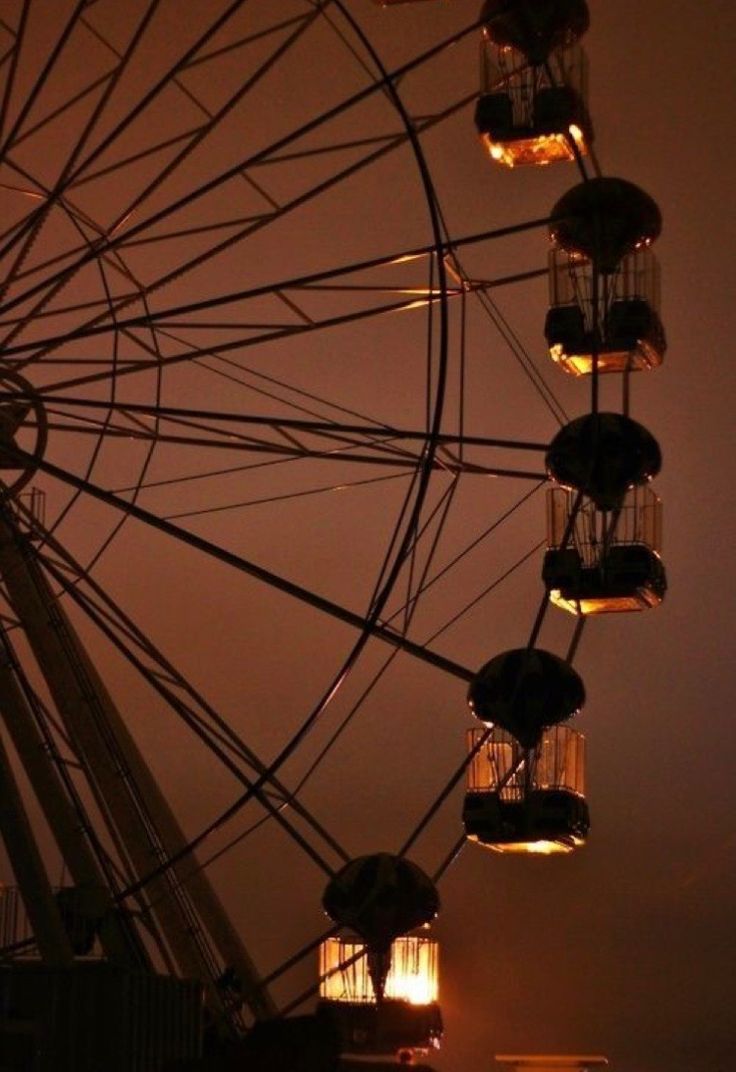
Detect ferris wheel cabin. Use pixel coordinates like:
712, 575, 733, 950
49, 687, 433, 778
545, 248, 667, 375
317, 934, 442, 1059
463, 726, 589, 854
543, 486, 667, 615
475, 0, 592, 167
475, 45, 592, 167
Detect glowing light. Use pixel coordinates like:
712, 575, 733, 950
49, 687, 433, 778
468, 833, 585, 856
395, 299, 431, 313
482, 126, 590, 168
549, 345, 662, 377
0, 183, 45, 201
389, 253, 425, 266
497, 839, 572, 856
319, 936, 439, 1006
548, 588, 663, 616
386, 965, 436, 1006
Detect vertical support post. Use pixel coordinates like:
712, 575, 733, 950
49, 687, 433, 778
622, 362, 631, 416
590, 257, 600, 414
0, 510, 275, 1023
0, 630, 149, 969
0, 515, 229, 1019
0, 729, 73, 964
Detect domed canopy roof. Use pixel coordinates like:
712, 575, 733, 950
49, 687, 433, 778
546, 412, 662, 509
481, 0, 590, 64
550, 178, 662, 273
468, 648, 585, 748
323, 854, 439, 951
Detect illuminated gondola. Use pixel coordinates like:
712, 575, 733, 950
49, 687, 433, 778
318, 934, 442, 1057
463, 725, 589, 854
545, 247, 666, 375
545, 177, 666, 373
475, 0, 593, 167
543, 485, 666, 614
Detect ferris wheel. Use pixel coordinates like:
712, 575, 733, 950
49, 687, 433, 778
0, 2, 667, 1069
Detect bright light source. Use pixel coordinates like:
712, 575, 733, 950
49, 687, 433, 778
319, 935, 439, 1006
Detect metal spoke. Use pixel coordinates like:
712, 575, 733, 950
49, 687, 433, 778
0, 0, 30, 145
9, 392, 549, 453
0, 16, 484, 327
6, 441, 474, 684
1, 215, 547, 355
